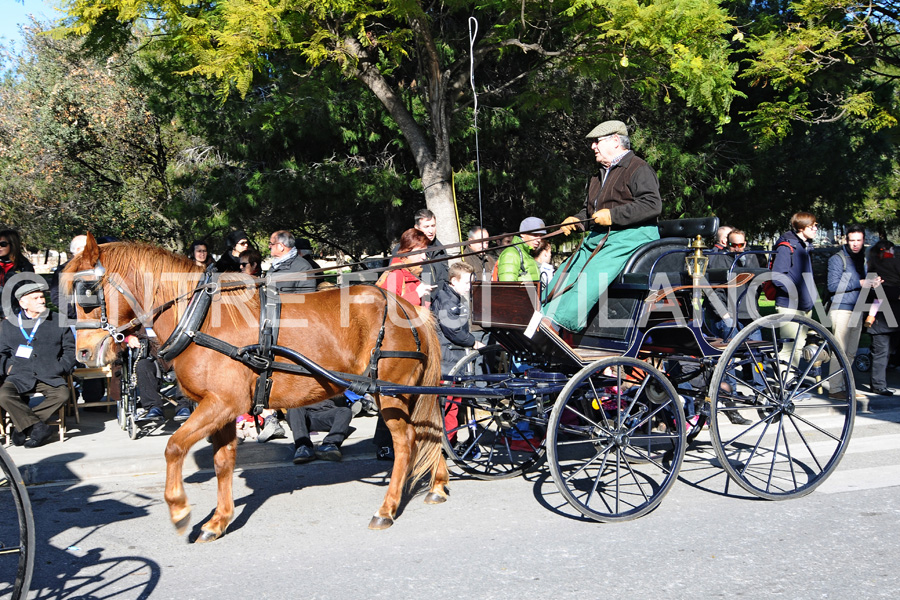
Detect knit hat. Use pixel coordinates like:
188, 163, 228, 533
585, 120, 628, 139
519, 217, 547, 235
225, 229, 249, 250
15, 281, 49, 301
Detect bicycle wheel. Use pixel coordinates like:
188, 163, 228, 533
0, 445, 35, 600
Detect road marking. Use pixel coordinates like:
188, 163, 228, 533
817, 464, 900, 494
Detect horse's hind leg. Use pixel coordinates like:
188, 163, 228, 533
369, 402, 412, 530
196, 422, 238, 543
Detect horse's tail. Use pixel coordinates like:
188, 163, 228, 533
407, 306, 446, 491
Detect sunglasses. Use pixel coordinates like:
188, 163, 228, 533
239, 262, 251, 267
0, 241, 9, 248
729, 242, 746, 248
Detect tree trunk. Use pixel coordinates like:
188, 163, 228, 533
343, 32, 461, 250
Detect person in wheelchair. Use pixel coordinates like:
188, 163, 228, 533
124, 330, 193, 423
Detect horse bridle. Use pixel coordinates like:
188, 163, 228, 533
71, 260, 163, 343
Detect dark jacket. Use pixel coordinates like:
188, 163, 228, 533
214, 251, 242, 273
431, 281, 476, 371
0, 257, 36, 318
574, 151, 662, 230
462, 251, 497, 283
268, 251, 316, 294
827, 246, 866, 311
771, 231, 816, 312
0, 310, 76, 393
707, 251, 763, 321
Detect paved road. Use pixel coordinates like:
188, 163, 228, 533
6, 402, 900, 599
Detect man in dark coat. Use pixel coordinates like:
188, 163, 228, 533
0, 281, 76, 448
267, 230, 316, 294
391, 208, 449, 303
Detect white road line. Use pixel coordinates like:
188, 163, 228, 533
817, 464, 900, 494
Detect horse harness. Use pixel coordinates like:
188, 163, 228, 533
72, 263, 427, 417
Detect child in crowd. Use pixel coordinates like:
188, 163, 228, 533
431, 262, 484, 447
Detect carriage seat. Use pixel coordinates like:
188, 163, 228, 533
612, 216, 720, 291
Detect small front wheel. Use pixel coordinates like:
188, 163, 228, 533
547, 357, 685, 522
0, 445, 35, 600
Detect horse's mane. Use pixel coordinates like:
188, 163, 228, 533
82, 242, 260, 326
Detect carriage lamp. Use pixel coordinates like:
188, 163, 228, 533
685, 235, 708, 327
685, 235, 708, 279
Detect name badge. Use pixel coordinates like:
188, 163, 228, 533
15, 345, 33, 359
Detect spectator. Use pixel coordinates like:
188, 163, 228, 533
376, 228, 434, 307
548, 119, 662, 332
0, 229, 36, 318
214, 229, 250, 272
124, 330, 194, 423
771, 212, 818, 364
462, 226, 496, 282
496, 217, 543, 282
187, 240, 213, 270
50, 235, 87, 318
0, 281, 75, 448
295, 238, 325, 288
392, 209, 449, 301
533, 239, 555, 285
708, 229, 763, 341
373, 228, 433, 461
713, 225, 733, 251
239, 247, 263, 277
827, 225, 881, 400
286, 397, 353, 463
432, 262, 485, 373
864, 240, 900, 396
267, 230, 316, 294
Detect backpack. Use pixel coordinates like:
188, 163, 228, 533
762, 241, 794, 301
491, 244, 529, 281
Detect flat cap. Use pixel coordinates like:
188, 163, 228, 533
585, 120, 628, 139
15, 281, 49, 301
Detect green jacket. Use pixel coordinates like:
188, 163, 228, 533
496, 237, 540, 282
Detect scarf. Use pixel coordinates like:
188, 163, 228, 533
269, 247, 297, 270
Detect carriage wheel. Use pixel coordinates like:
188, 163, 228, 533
0, 445, 35, 600
547, 357, 685, 522
707, 314, 855, 499
440, 345, 548, 480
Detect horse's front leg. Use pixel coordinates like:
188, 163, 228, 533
369, 402, 413, 530
163, 397, 237, 539
196, 421, 238, 543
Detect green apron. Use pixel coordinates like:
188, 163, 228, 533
542, 225, 659, 331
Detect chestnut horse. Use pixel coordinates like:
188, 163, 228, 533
65, 234, 448, 541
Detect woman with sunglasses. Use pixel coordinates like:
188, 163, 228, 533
0, 229, 36, 317
214, 229, 251, 272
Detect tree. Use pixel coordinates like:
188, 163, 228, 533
60, 0, 742, 246
0, 20, 181, 248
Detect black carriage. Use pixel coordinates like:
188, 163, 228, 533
440, 217, 856, 522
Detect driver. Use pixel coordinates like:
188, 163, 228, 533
542, 120, 662, 332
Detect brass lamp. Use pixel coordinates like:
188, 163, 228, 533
685, 235, 708, 326
685, 235, 708, 279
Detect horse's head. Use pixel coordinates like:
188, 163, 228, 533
64, 233, 134, 367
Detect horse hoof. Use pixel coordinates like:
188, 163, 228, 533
173, 513, 191, 536
196, 530, 221, 543
423, 492, 447, 505
368, 516, 394, 530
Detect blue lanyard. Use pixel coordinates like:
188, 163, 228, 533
17, 313, 43, 346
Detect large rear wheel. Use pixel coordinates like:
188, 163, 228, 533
441, 346, 548, 479
547, 357, 685, 522
707, 314, 855, 499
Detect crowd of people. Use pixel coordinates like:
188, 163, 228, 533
1, 117, 899, 460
